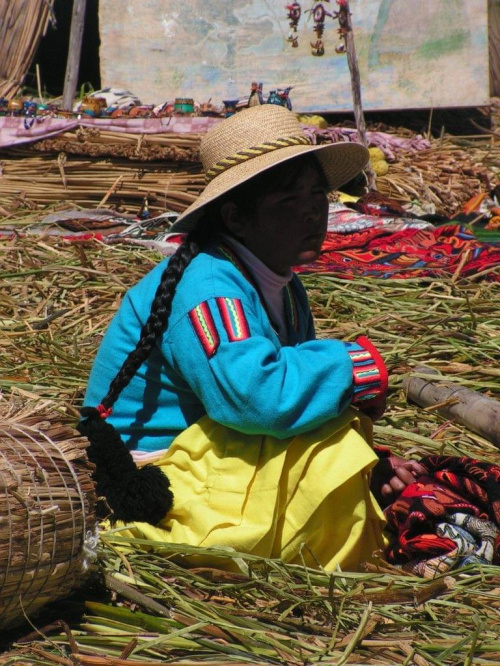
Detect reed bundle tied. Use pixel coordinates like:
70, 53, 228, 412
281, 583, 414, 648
29, 128, 204, 163
0, 0, 55, 99
0, 151, 205, 216
0, 401, 97, 630
2, 126, 499, 219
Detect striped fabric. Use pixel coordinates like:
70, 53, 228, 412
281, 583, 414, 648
345, 335, 388, 404
216, 297, 251, 342
189, 302, 220, 358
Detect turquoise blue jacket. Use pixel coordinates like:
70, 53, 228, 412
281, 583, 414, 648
84, 243, 385, 452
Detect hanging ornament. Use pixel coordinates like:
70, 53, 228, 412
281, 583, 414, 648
333, 0, 348, 55
285, 2, 302, 46
310, 38, 325, 56
306, 2, 332, 55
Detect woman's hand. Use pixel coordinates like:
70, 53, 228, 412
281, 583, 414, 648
370, 454, 426, 508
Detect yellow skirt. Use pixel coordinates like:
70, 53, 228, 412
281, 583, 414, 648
113, 408, 387, 571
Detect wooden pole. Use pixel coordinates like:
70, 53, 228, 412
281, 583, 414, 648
62, 0, 88, 111
337, 1, 376, 190
403, 366, 500, 449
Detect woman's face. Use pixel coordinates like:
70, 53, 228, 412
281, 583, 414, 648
236, 160, 329, 275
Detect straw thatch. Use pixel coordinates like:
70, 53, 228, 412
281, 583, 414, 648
0, 0, 55, 99
376, 139, 495, 217
0, 400, 97, 630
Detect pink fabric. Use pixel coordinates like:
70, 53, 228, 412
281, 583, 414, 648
301, 125, 431, 160
0, 115, 223, 148
1, 115, 431, 156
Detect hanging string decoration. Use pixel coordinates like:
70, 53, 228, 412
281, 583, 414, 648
284, 0, 349, 57
307, 3, 332, 56
333, 0, 349, 54
286, 2, 302, 47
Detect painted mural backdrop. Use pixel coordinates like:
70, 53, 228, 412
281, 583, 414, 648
100, 0, 489, 112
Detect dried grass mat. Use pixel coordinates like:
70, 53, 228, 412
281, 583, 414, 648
1, 220, 500, 664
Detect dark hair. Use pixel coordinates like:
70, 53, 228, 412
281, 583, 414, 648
78, 220, 217, 525
79, 153, 328, 525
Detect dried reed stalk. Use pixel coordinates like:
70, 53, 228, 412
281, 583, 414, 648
376, 140, 495, 216
0, 153, 205, 215
0, 0, 55, 99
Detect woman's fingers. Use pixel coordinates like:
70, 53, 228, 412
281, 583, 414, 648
373, 456, 427, 504
381, 460, 427, 499
393, 464, 419, 485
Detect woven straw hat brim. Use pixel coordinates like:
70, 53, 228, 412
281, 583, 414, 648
171, 141, 368, 233
170, 105, 369, 233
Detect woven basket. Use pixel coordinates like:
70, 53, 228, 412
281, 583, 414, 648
0, 403, 97, 630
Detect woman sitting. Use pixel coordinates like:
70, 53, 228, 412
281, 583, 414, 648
81, 104, 423, 571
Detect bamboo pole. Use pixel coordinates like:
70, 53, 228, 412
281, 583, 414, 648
403, 366, 500, 448
62, 0, 88, 111
337, 1, 376, 190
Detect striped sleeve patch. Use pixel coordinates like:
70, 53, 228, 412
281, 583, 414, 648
189, 302, 220, 358
216, 297, 250, 342
346, 341, 383, 403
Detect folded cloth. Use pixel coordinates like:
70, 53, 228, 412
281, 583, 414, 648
384, 455, 500, 577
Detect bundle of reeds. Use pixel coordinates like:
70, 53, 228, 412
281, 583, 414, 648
376, 138, 496, 217
0, 0, 55, 99
0, 400, 97, 630
3, 125, 499, 219
0, 152, 204, 216
28, 128, 204, 163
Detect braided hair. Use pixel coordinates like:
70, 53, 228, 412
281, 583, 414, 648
78, 221, 215, 525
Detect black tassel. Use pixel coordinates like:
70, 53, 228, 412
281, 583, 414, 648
78, 407, 173, 526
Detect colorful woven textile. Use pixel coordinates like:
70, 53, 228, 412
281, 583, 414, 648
326, 202, 433, 234
384, 455, 500, 577
296, 223, 500, 280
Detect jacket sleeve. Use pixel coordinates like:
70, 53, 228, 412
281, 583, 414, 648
166, 294, 357, 439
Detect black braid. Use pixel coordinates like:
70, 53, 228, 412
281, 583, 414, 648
79, 220, 215, 526
102, 223, 213, 409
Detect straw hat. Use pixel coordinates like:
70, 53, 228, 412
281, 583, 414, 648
170, 104, 369, 233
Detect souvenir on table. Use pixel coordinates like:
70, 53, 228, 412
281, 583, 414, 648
248, 81, 264, 107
